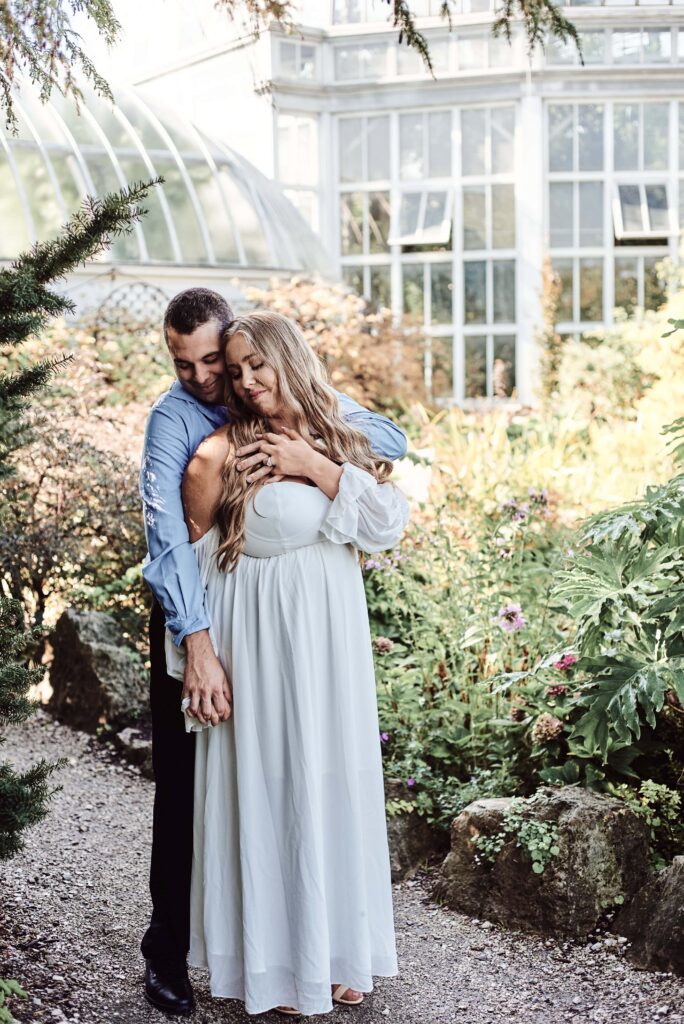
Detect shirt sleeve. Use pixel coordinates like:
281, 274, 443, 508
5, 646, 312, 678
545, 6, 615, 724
320, 463, 410, 553
334, 390, 408, 461
139, 404, 211, 647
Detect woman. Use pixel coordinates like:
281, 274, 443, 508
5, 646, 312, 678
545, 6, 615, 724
165, 310, 409, 1017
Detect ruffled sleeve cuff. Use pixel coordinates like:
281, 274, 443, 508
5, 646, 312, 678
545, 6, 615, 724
321, 462, 410, 552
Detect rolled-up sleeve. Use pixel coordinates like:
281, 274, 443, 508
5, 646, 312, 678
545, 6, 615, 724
140, 405, 210, 647
335, 391, 408, 461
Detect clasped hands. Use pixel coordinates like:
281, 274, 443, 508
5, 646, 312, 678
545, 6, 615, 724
235, 426, 319, 485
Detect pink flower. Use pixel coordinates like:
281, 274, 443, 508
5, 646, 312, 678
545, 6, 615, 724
546, 684, 567, 698
380, 731, 389, 743
406, 777, 416, 787
553, 654, 578, 672
374, 636, 394, 655
496, 602, 526, 632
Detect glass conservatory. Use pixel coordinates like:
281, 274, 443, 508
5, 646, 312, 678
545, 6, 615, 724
0, 83, 331, 277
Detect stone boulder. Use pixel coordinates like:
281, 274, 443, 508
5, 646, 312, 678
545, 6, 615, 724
50, 609, 148, 732
114, 727, 154, 780
611, 856, 684, 975
384, 778, 448, 881
434, 785, 653, 939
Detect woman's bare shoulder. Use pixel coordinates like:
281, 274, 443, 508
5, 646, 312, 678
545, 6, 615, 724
187, 424, 233, 475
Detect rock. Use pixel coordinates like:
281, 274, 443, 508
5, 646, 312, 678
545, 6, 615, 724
384, 778, 448, 882
113, 727, 154, 780
434, 786, 652, 939
611, 856, 684, 975
49, 609, 148, 732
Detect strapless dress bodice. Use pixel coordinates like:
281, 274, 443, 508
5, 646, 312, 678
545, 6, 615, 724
242, 480, 332, 557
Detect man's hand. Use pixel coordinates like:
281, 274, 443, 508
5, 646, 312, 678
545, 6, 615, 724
182, 629, 232, 726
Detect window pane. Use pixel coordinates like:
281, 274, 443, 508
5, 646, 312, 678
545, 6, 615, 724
550, 182, 574, 248
644, 256, 667, 310
580, 30, 606, 63
397, 44, 424, 75
428, 111, 452, 177
343, 265, 364, 295
431, 264, 453, 324
403, 264, 424, 320
578, 104, 603, 171
340, 192, 364, 254
368, 116, 390, 180
339, 118, 363, 182
493, 260, 516, 322
400, 112, 424, 179
614, 104, 639, 171
579, 182, 603, 245
430, 335, 454, 399
492, 183, 515, 248
546, 36, 576, 65
300, 44, 317, 79
612, 30, 641, 64
370, 265, 392, 308
493, 335, 516, 398
424, 191, 449, 231
465, 335, 487, 398
680, 103, 684, 168
463, 186, 486, 249
430, 39, 451, 74
579, 258, 603, 320
554, 258, 574, 320
644, 103, 669, 171
399, 192, 422, 236
642, 30, 671, 63
618, 184, 643, 233
280, 40, 299, 76
464, 261, 486, 323
335, 45, 359, 80
645, 184, 669, 233
458, 35, 487, 70
461, 109, 486, 175
369, 191, 390, 252
614, 257, 638, 315
185, 163, 240, 263
549, 104, 573, 172
491, 107, 515, 173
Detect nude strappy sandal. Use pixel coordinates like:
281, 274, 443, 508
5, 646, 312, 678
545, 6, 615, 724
273, 1007, 301, 1016
332, 985, 364, 1006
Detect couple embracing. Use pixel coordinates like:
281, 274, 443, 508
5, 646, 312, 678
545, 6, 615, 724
138, 287, 409, 1017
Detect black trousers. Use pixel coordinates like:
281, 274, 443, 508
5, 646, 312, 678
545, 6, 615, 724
140, 600, 195, 966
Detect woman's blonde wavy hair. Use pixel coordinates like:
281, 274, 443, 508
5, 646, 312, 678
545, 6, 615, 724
214, 310, 393, 572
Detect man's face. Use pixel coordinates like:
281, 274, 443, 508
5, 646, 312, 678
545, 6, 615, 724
166, 320, 226, 405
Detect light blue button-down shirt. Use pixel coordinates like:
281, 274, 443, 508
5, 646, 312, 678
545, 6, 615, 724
139, 380, 407, 647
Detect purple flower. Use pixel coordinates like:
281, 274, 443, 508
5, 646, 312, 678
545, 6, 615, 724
380, 731, 389, 743
406, 777, 416, 788
496, 602, 526, 632
364, 558, 382, 570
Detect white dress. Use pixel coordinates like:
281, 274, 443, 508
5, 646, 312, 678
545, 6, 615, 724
165, 463, 409, 1017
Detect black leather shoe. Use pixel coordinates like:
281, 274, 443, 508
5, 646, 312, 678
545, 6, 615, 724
144, 958, 195, 1016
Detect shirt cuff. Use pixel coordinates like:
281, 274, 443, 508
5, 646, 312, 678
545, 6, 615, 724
167, 614, 212, 648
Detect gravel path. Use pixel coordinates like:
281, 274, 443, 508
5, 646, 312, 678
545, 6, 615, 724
1, 711, 683, 1024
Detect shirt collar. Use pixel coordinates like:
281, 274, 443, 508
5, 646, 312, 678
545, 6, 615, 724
168, 379, 228, 422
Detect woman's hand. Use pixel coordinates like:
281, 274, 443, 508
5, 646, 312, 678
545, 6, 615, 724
236, 428, 318, 484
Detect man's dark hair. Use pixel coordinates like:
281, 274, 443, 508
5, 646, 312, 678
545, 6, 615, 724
163, 288, 234, 340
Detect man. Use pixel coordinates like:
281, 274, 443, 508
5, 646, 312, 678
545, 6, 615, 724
139, 287, 408, 1015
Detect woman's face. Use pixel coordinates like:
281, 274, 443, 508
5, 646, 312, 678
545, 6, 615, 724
225, 332, 280, 418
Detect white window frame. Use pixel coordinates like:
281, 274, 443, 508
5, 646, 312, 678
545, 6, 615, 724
612, 182, 672, 240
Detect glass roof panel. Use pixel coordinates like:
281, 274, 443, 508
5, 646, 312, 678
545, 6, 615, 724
185, 163, 240, 263
0, 149, 30, 254
117, 156, 176, 261
217, 167, 271, 265
153, 156, 209, 263
12, 148, 65, 240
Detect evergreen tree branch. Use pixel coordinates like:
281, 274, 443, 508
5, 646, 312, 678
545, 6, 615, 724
0, 356, 73, 402
0, 0, 120, 132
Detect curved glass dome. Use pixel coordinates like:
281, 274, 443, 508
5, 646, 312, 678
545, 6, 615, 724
0, 83, 331, 274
